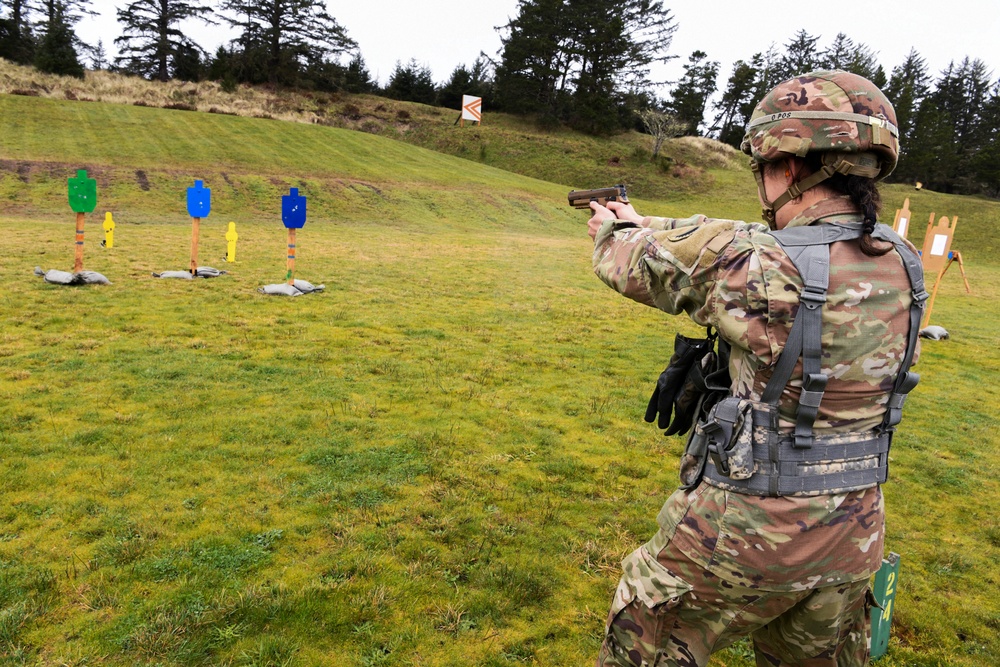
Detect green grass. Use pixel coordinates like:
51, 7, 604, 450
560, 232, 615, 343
1, 93, 999, 666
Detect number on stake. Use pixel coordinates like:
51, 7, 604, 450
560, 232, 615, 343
885, 572, 896, 597
882, 599, 893, 622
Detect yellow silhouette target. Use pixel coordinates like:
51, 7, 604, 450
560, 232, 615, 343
226, 222, 238, 262
103, 212, 115, 248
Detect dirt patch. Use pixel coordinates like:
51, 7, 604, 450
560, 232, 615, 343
135, 170, 150, 191
221, 172, 235, 188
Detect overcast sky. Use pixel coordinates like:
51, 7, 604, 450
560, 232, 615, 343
75, 0, 999, 92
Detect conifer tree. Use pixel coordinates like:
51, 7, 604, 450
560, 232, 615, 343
885, 48, 931, 172
219, 0, 356, 86
668, 50, 718, 136
114, 0, 214, 82
34, 0, 91, 77
712, 57, 760, 146
494, 0, 675, 133
343, 53, 374, 94
776, 29, 820, 79
385, 59, 436, 105
0, 0, 36, 64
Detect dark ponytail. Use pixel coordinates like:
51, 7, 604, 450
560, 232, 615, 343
805, 155, 892, 257
842, 175, 892, 257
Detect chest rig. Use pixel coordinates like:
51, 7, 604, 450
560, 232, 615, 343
697, 222, 927, 497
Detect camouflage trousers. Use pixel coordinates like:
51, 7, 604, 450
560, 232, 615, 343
596, 542, 872, 667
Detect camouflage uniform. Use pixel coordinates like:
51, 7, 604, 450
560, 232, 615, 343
591, 195, 918, 666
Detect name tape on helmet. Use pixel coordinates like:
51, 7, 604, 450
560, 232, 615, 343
748, 111, 899, 138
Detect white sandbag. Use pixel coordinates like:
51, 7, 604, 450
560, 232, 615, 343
918, 325, 949, 340
257, 280, 325, 296
153, 267, 227, 279
34, 267, 111, 285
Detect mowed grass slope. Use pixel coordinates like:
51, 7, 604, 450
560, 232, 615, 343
0, 93, 999, 666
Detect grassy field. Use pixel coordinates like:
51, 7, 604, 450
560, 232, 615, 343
1, 92, 999, 666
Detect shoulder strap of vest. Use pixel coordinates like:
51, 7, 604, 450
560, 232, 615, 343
870, 225, 928, 429
761, 227, 860, 447
760, 222, 926, 445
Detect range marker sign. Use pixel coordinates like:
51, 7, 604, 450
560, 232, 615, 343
461, 95, 482, 123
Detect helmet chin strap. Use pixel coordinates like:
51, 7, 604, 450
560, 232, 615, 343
750, 158, 857, 229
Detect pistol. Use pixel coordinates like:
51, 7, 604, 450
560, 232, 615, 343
568, 184, 629, 209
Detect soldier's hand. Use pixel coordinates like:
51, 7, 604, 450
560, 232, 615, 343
606, 201, 644, 224
588, 201, 614, 239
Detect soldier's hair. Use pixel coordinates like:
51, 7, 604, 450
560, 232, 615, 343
805, 156, 892, 257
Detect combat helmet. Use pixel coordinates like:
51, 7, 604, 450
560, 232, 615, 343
741, 70, 899, 226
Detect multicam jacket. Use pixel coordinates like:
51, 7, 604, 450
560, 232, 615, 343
592, 195, 918, 591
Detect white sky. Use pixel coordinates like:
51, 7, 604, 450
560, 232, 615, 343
74, 0, 1000, 92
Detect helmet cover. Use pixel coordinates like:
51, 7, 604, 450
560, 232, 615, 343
741, 70, 899, 180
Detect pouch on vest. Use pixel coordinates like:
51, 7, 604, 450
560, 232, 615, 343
700, 397, 755, 480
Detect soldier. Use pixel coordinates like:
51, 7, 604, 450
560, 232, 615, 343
588, 71, 924, 666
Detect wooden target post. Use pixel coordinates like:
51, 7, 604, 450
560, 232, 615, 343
920, 213, 958, 328
281, 188, 307, 285
892, 198, 912, 239
67, 170, 97, 272
186, 180, 212, 275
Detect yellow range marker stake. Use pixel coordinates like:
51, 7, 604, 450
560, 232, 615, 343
287, 228, 296, 285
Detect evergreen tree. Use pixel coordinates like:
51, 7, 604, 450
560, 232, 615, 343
88, 37, 106, 69
343, 53, 374, 94
821, 32, 880, 80
114, 0, 214, 82
885, 48, 930, 177
34, 0, 91, 77
973, 81, 1000, 196
384, 59, 436, 105
776, 29, 820, 79
667, 49, 718, 136
712, 57, 759, 146
0, 0, 36, 64
438, 57, 493, 110
493, 0, 572, 121
220, 0, 356, 86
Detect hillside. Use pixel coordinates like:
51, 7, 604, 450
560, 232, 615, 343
0, 86, 999, 667
0, 58, 746, 206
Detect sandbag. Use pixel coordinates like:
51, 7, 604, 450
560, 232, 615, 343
257, 280, 325, 297
153, 267, 227, 279
34, 267, 111, 285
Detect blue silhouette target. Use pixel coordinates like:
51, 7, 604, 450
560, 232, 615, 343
187, 180, 211, 218
282, 188, 307, 229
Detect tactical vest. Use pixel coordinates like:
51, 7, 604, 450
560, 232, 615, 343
696, 222, 927, 497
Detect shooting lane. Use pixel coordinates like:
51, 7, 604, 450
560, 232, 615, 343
258, 188, 324, 297
34, 169, 111, 286
152, 180, 228, 280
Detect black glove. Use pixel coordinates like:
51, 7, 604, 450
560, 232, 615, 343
666, 339, 733, 436
645, 334, 712, 430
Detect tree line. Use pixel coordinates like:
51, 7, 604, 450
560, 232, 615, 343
1, 0, 997, 196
